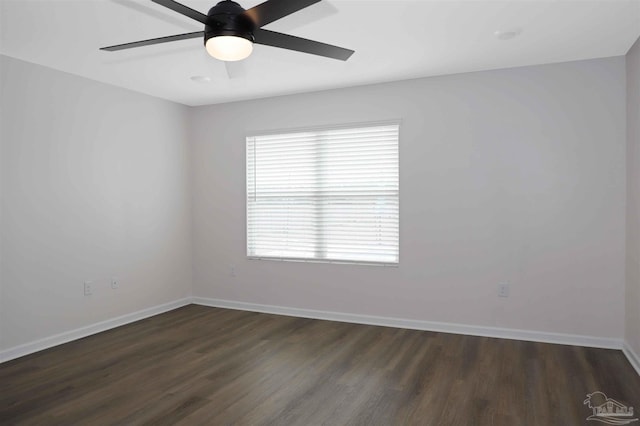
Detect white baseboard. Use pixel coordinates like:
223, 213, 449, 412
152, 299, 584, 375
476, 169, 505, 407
0, 298, 191, 363
191, 297, 623, 350
622, 342, 640, 376
2, 296, 631, 368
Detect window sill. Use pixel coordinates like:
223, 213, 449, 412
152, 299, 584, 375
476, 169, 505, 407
247, 256, 399, 267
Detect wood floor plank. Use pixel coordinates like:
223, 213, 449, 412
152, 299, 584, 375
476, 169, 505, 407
1, 305, 638, 425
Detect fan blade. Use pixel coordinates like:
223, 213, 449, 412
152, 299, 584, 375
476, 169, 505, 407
100, 31, 204, 51
151, 0, 208, 24
253, 29, 354, 61
225, 61, 246, 79
244, 0, 321, 28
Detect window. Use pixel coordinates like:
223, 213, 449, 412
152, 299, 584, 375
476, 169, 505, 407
247, 122, 399, 264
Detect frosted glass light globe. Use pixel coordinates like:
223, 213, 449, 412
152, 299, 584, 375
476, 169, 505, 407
205, 36, 253, 61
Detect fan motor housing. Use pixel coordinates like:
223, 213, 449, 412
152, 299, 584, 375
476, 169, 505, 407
205, 0, 255, 43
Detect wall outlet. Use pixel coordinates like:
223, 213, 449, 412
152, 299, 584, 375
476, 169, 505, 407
230, 266, 236, 277
498, 283, 510, 298
111, 277, 119, 289
84, 281, 93, 296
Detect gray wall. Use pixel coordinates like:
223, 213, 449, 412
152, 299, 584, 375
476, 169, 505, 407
626, 37, 640, 356
190, 57, 627, 339
0, 53, 631, 354
0, 56, 193, 351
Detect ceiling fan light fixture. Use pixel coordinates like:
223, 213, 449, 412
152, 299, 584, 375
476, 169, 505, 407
205, 35, 253, 61
101, 0, 354, 61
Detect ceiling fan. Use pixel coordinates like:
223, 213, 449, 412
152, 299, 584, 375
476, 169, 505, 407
100, 0, 354, 62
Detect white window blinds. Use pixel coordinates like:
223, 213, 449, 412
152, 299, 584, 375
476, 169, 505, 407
247, 123, 399, 264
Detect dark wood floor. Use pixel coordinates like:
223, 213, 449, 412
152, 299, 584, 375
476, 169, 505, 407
1, 305, 638, 425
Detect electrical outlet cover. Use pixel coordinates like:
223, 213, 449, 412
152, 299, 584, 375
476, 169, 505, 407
498, 284, 509, 298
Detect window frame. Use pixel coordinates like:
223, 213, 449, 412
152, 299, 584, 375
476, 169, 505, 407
245, 119, 401, 267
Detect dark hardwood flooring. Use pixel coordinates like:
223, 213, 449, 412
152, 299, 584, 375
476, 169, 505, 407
1, 304, 638, 425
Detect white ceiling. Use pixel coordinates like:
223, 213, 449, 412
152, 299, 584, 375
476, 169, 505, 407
1, 0, 639, 106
